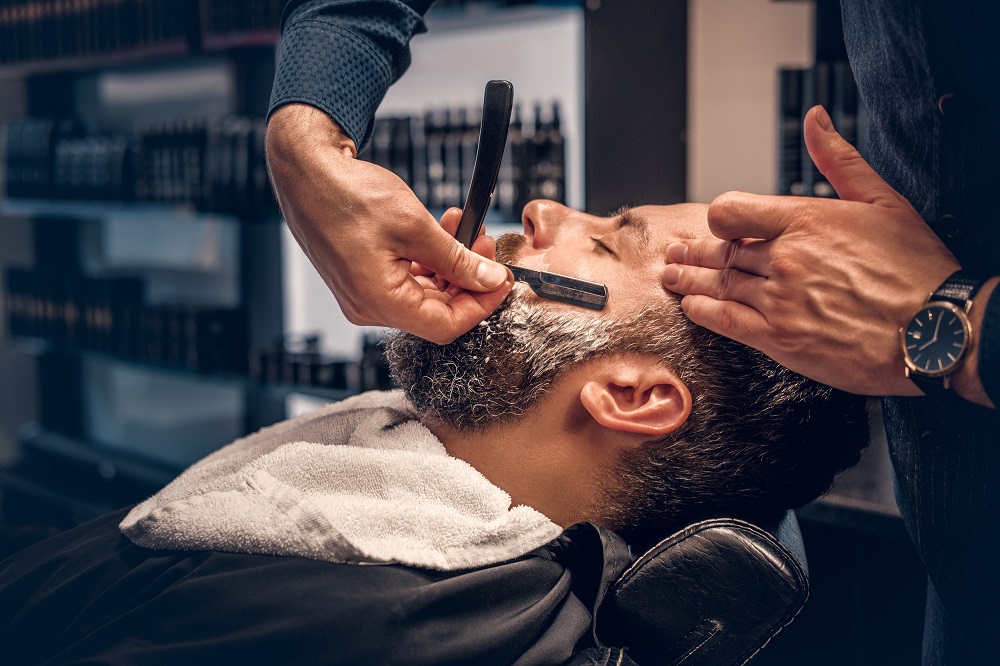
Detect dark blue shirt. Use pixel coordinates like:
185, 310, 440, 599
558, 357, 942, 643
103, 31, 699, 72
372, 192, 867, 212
843, 1, 1000, 662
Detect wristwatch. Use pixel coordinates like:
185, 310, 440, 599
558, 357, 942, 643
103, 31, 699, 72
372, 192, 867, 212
900, 271, 984, 394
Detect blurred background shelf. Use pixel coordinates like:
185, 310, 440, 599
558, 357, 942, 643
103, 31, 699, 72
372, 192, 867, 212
0, 42, 192, 81
1, 198, 248, 223
3, 337, 359, 403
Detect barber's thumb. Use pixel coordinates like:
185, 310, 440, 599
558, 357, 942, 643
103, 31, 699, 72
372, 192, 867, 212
414, 226, 511, 291
803, 105, 900, 206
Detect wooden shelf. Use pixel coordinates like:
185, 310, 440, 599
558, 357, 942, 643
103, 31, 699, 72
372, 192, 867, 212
1, 199, 281, 224
0, 41, 190, 80
4, 339, 359, 404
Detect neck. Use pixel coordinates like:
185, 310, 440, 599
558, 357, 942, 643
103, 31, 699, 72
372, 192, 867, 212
426, 400, 606, 528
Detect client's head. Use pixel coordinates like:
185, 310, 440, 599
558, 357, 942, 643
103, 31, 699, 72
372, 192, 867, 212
387, 200, 868, 551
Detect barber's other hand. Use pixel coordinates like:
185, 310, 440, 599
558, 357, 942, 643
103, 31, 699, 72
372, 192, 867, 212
663, 105, 966, 398
266, 104, 513, 345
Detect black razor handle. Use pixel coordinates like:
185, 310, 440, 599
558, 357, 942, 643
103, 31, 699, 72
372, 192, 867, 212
455, 80, 514, 249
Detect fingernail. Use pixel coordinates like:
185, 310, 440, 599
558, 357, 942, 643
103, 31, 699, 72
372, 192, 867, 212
666, 242, 688, 264
815, 105, 834, 133
663, 264, 683, 287
477, 260, 508, 288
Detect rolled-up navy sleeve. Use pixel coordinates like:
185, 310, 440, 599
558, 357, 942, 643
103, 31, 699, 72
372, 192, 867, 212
269, 0, 435, 150
976, 284, 1000, 406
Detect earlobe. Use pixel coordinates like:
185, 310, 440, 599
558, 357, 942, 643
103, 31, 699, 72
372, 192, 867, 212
580, 368, 692, 440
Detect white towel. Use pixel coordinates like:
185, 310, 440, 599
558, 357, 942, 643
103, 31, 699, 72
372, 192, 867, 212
120, 390, 561, 571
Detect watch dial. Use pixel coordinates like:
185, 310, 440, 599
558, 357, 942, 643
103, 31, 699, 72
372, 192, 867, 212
904, 305, 969, 374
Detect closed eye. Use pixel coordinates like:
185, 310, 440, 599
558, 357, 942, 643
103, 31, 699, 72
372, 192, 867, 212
591, 237, 617, 257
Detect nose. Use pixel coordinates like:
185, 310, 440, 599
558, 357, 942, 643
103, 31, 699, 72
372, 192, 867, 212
521, 199, 574, 249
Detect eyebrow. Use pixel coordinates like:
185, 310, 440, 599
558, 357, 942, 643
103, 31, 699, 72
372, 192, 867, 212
612, 206, 650, 246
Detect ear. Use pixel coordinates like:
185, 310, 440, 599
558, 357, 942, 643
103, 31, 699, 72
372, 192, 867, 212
578, 360, 692, 441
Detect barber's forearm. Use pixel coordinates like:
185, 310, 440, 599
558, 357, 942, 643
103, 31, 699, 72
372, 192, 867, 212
267, 103, 356, 161
265, 103, 357, 240
951, 276, 1000, 408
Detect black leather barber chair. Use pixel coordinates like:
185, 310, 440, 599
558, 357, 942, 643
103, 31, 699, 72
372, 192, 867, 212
596, 511, 807, 665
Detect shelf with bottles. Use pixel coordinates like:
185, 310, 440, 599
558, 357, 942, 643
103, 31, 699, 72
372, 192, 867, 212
2, 263, 392, 398
0, 0, 191, 77
3, 114, 276, 221
0, 0, 581, 77
774, 0, 865, 198
199, 0, 282, 52
360, 100, 567, 227
5, 336, 363, 404
0, 0, 281, 75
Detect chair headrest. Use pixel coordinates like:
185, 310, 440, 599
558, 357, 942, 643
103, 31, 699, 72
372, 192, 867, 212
595, 514, 807, 665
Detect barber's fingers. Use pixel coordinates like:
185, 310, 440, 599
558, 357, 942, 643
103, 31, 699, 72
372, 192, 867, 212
412, 208, 494, 279
707, 191, 798, 241
666, 237, 771, 276
403, 216, 508, 292
803, 105, 909, 208
662, 263, 769, 310
438, 207, 488, 239
678, 295, 770, 348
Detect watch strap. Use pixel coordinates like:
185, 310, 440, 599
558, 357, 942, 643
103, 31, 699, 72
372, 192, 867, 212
932, 270, 983, 308
912, 372, 950, 396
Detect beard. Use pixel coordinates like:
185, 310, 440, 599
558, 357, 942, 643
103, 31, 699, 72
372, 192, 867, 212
385, 233, 627, 431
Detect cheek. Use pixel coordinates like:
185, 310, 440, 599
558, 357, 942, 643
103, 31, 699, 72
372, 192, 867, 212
605, 266, 671, 316
517, 247, 593, 275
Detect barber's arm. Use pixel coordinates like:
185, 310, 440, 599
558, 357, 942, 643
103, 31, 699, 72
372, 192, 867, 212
267, 0, 512, 344
662, 105, 998, 408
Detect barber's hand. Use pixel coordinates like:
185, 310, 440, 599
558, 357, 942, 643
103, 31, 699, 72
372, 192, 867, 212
266, 104, 513, 345
663, 105, 967, 398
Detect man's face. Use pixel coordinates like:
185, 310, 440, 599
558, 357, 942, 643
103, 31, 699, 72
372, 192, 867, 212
386, 200, 710, 431
510, 200, 710, 317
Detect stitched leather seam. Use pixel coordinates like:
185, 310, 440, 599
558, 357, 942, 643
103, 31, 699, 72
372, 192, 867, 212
612, 518, 805, 590
734, 579, 810, 665
667, 618, 722, 666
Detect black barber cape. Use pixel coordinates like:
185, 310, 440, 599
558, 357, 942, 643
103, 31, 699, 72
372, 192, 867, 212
0, 508, 637, 665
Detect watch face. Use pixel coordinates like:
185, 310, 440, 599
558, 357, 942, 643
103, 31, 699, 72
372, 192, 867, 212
902, 302, 971, 377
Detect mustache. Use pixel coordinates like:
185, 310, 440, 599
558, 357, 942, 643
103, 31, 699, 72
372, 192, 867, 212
495, 232, 527, 265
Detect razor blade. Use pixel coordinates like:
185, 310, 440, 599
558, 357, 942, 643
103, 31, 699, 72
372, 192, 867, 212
504, 264, 608, 311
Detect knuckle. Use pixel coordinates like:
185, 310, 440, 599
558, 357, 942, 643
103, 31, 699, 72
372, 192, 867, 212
346, 309, 377, 328
718, 303, 735, 333
721, 240, 741, 268
717, 268, 738, 300
344, 309, 368, 326
768, 253, 798, 279
766, 241, 806, 278
448, 243, 474, 277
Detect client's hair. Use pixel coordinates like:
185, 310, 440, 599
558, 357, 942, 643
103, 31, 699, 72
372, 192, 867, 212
597, 302, 868, 551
